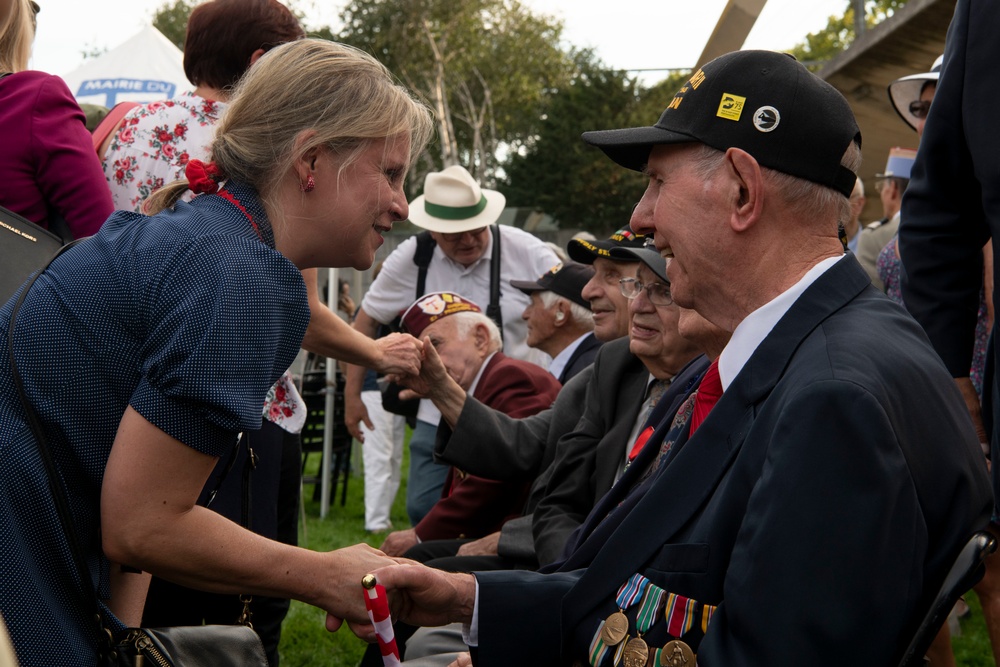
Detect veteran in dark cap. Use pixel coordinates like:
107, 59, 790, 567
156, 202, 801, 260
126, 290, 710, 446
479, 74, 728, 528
365, 51, 991, 667
511, 262, 600, 384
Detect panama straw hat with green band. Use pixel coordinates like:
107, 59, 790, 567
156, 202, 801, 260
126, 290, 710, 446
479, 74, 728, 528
407, 165, 506, 233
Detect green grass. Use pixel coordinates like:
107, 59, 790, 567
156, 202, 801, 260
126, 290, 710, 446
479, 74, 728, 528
280, 437, 998, 666
953, 592, 997, 666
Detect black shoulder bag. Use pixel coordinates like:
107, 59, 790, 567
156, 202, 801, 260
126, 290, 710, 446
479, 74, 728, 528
380, 226, 504, 419
0, 72, 76, 305
0, 203, 65, 305
7, 243, 267, 667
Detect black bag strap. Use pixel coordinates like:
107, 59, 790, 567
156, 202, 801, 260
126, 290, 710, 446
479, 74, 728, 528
409, 227, 504, 339
413, 230, 436, 299
6, 240, 102, 628
486, 225, 503, 341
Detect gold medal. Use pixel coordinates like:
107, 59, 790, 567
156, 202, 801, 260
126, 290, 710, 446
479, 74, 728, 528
622, 636, 649, 667
660, 640, 695, 667
600, 611, 628, 646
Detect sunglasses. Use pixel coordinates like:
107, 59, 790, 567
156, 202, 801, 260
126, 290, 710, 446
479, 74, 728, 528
909, 100, 932, 120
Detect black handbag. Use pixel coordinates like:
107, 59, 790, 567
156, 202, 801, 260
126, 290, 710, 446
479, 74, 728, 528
0, 72, 72, 305
112, 626, 267, 667
7, 245, 268, 667
0, 203, 64, 304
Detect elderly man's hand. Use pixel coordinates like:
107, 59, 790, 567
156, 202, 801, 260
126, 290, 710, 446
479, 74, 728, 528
371, 562, 477, 628
457, 532, 500, 557
394, 335, 455, 402
380, 528, 420, 557
448, 653, 473, 667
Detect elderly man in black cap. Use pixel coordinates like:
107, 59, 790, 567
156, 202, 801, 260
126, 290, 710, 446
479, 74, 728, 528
359, 50, 992, 666
511, 262, 601, 384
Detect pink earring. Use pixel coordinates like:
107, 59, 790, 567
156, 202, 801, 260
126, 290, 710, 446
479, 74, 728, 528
300, 175, 316, 193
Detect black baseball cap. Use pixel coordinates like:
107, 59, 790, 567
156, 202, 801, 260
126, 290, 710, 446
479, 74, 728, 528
510, 262, 595, 310
582, 50, 861, 198
567, 227, 647, 265
608, 247, 668, 284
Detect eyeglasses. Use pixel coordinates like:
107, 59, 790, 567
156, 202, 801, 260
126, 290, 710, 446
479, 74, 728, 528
908, 100, 932, 120
619, 277, 672, 306
441, 226, 487, 242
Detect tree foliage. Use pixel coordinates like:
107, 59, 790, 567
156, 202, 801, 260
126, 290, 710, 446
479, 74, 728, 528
789, 0, 909, 67
152, 0, 197, 50
335, 0, 573, 187
502, 50, 690, 235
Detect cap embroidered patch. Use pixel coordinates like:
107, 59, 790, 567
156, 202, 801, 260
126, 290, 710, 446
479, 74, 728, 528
753, 106, 780, 132
399, 291, 483, 338
581, 50, 862, 198
717, 93, 746, 121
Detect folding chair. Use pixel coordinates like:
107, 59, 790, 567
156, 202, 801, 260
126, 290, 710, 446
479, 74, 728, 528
897, 530, 997, 667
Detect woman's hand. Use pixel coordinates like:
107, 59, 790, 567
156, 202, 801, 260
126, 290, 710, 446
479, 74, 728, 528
373, 333, 423, 376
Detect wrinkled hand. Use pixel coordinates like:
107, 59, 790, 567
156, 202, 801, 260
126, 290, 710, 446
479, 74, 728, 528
371, 562, 476, 628
448, 653, 473, 667
344, 391, 372, 442
319, 543, 398, 633
457, 532, 500, 557
373, 333, 424, 376
380, 528, 420, 557
392, 336, 454, 402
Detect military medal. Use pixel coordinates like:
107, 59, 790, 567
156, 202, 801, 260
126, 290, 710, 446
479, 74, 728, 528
600, 610, 628, 646
622, 636, 649, 667
589, 573, 716, 667
660, 640, 695, 667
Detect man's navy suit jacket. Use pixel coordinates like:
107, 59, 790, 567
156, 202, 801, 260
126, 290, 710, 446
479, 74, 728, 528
475, 256, 992, 666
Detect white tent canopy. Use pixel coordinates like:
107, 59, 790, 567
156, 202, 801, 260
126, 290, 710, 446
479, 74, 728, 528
60, 25, 189, 108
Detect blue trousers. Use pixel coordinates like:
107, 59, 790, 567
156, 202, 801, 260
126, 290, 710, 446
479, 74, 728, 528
406, 419, 449, 525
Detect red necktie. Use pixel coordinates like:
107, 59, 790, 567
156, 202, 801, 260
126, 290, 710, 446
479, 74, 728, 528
689, 359, 722, 436
627, 379, 670, 462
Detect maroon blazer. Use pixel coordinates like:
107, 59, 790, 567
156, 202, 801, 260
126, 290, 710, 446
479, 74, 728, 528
0, 71, 113, 238
414, 353, 560, 541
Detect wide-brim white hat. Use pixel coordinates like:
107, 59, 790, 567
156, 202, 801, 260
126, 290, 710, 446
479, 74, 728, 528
407, 165, 506, 233
888, 55, 943, 131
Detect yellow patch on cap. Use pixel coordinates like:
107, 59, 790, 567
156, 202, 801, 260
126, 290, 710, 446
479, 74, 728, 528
716, 93, 746, 121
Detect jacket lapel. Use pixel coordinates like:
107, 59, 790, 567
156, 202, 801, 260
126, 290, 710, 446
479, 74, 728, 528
590, 349, 651, 495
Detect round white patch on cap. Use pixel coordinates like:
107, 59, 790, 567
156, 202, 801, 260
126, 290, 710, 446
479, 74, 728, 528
753, 106, 780, 133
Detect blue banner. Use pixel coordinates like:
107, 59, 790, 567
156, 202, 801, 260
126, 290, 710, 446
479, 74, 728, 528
75, 79, 176, 106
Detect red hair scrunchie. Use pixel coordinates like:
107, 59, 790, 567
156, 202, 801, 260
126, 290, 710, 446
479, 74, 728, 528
185, 159, 222, 195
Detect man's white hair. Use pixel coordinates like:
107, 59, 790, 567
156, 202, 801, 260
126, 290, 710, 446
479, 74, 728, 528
450, 311, 503, 352
538, 291, 594, 328
688, 142, 863, 229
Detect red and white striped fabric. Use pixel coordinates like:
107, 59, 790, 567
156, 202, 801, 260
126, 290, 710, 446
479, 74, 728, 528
364, 583, 401, 667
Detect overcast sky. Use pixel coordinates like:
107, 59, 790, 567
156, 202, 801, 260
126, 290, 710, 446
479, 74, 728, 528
32, 0, 850, 84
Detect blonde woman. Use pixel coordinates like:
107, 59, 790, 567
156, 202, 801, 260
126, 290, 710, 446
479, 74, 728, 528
0, 38, 432, 666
